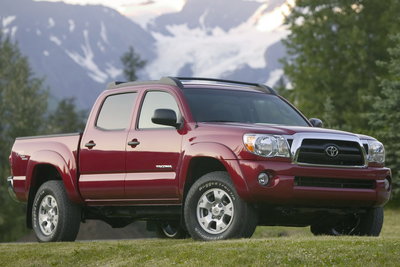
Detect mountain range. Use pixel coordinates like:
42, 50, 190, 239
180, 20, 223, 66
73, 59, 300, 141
1, 0, 287, 109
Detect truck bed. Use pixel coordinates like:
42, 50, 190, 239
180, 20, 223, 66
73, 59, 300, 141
9, 132, 82, 201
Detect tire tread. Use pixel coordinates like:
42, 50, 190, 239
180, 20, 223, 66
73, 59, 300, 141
32, 180, 81, 242
184, 171, 257, 240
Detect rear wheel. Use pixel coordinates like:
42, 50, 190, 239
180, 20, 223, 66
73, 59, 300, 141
184, 171, 257, 241
311, 207, 384, 236
32, 181, 81, 242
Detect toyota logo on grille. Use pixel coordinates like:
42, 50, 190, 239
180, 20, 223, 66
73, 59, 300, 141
325, 145, 339, 157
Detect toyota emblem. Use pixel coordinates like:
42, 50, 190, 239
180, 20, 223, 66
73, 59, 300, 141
325, 145, 339, 157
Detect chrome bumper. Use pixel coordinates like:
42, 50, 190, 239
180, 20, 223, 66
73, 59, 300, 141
7, 176, 19, 202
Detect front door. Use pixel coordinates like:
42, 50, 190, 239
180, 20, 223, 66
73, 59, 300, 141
125, 90, 183, 202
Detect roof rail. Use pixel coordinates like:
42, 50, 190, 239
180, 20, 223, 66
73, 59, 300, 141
174, 77, 277, 95
106, 81, 126, 89
106, 77, 179, 90
164, 76, 184, 89
106, 77, 277, 95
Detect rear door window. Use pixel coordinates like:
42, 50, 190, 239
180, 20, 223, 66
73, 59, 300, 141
96, 93, 137, 130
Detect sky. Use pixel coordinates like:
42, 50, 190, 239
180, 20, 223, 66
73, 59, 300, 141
35, 0, 187, 27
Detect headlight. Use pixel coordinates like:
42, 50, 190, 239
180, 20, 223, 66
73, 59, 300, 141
367, 140, 385, 164
243, 134, 290, 158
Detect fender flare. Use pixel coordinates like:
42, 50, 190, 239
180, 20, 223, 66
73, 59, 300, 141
25, 150, 82, 203
179, 142, 252, 200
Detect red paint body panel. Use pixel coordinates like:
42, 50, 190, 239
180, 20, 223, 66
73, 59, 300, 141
8, 80, 392, 212
125, 128, 182, 200
10, 134, 82, 203
79, 173, 125, 199
238, 160, 390, 206
78, 128, 128, 199
178, 140, 250, 199
12, 176, 26, 200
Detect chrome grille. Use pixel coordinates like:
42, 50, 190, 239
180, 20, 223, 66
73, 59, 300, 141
290, 133, 367, 168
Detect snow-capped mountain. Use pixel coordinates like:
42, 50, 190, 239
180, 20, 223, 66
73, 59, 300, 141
1, 0, 155, 108
1, 0, 288, 109
148, 0, 263, 34
145, 0, 288, 84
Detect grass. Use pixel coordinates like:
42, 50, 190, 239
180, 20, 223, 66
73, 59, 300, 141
0, 208, 399, 267
253, 208, 400, 239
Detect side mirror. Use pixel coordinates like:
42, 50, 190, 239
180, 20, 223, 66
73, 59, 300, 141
152, 109, 179, 128
309, 118, 323, 127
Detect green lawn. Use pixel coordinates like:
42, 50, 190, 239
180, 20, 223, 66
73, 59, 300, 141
253, 208, 400, 239
0, 209, 399, 267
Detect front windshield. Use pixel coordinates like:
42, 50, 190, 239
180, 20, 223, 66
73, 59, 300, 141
183, 88, 310, 127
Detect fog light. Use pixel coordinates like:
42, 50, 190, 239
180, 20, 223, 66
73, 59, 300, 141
258, 172, 271, 186
384, 178, 391, 191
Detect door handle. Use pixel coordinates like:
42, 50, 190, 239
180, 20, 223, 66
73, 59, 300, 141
128, 139, 140, 147
85, 141, 96, 148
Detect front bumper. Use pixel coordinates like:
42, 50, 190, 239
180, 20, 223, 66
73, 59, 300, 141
7, 176, 19, 202
239, 160, 391, 207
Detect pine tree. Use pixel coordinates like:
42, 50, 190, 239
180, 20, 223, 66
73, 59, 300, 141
274, 77, 296, 104
47, 98, 87, 134
368, 34, 400, 198
283, 0, 400, 132
321, 96, 338, 129
0, 33, 48, 241
120, 46, 146, 81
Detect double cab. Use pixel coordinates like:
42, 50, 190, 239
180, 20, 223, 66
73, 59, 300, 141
7, 77, 391, 241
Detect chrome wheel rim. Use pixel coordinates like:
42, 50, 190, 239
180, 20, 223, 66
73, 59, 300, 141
197, 188, 234, 234
38, 195, 59, 236
161, 223, 178, 238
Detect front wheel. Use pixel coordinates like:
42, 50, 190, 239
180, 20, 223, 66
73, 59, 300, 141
32, 181, 81, 242
311, 207, 384, 236
184, 171, 257, 241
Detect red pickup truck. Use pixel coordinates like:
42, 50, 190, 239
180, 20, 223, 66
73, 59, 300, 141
7, 77, 391, 242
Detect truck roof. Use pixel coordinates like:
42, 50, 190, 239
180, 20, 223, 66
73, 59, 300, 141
106, 77, 277, 95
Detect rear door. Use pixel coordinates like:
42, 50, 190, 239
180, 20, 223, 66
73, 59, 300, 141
79, 92, 137, 200
125, 90, 183, 203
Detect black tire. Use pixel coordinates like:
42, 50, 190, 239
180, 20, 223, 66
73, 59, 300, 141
184, 171, 257, 241
155, 221, 188, 239
310, 207, 384, 236
32, 180, 81, 242
358, 207, 384, 236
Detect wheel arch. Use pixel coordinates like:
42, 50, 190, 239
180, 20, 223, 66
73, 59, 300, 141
26, 150, 82, 202
179, 142, 251, 201
25, 150, 82, 228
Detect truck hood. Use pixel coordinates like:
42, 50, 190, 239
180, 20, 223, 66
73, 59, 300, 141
198, 122, 373, 140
